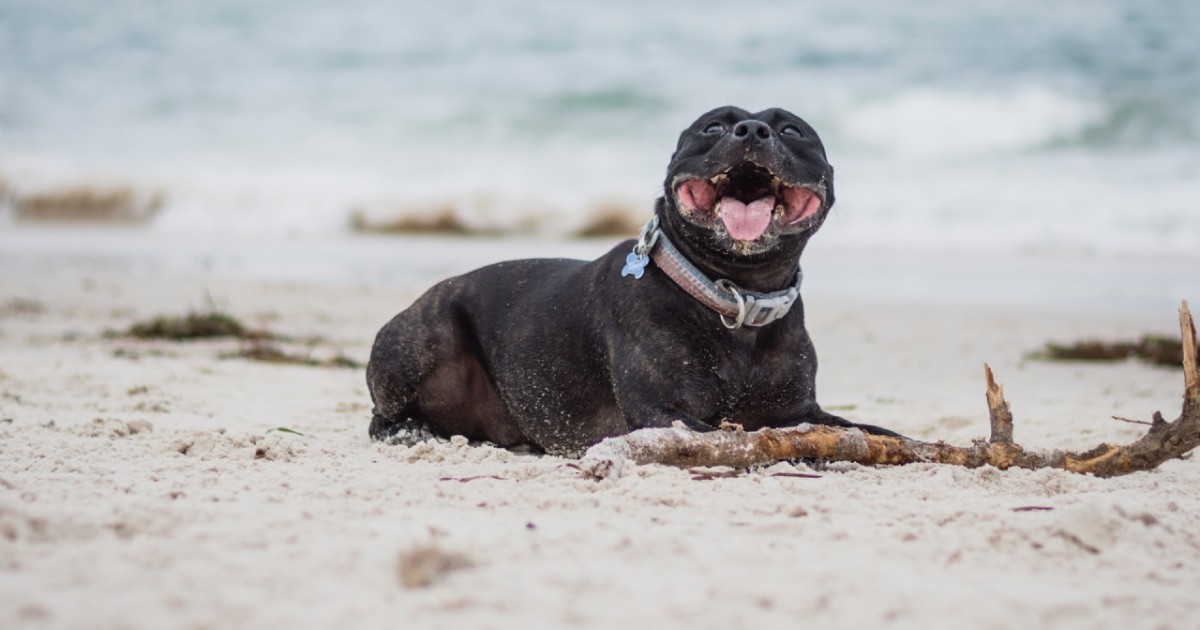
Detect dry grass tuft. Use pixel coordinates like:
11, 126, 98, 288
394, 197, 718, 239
573, 200, 644, 238
223, 341, 362, 369
0, 298, 47, 317
115, 309, 361, 369
349, 206, 477, 236
1031, 335, 1187, 369
125, 311, 253, 340
14, 186, 163, 223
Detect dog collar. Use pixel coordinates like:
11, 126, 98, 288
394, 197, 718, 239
620, 216, 802, 329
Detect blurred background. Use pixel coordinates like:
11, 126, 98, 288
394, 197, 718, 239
1, 0, 1197, 309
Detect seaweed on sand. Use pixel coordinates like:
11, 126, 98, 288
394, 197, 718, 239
117, 309, 361, 369
1031, 335, 1185, 369
124, 311, 266, 341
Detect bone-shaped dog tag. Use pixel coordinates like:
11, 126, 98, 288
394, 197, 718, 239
621, 252, 649, 279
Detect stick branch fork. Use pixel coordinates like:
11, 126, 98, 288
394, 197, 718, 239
580, 302, 1200, 480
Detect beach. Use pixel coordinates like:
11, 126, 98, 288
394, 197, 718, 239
4, 1, 1200, 626
2, 229, 1197, 629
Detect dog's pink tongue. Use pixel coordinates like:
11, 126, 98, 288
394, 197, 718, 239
720, 196, 774, 241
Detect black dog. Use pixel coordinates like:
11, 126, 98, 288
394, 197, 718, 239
366, 106, 897, 456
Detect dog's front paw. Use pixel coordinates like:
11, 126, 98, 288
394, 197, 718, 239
578, 454, 624, 480
577, 438, 633, 480
371, 416, 443, 447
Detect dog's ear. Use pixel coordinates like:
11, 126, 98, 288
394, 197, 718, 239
824, 164, 836, 210
653, 195, 669, 220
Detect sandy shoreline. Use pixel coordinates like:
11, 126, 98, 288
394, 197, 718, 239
2, 244, 1198, 629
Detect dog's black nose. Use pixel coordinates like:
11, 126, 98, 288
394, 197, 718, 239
732, 120, 771, 141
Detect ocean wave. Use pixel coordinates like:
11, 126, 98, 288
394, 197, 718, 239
3, 0, 1199, 258
1065, 98, 1200, 149
0, 165, 649, 239
839, 86, 1105, 158
3, 159, 1197, 261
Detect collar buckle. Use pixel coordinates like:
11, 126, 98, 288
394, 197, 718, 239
714, 279, 798, 329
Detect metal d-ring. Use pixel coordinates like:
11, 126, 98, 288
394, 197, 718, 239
714, 279, 747, 329
634, 215, 661, 257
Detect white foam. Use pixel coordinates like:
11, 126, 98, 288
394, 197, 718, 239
841, 86, 1104, 158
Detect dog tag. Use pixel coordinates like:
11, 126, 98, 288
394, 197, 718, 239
621, 252, 649, 279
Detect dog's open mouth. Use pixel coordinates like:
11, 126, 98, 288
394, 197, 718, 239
675, 163, 823, 241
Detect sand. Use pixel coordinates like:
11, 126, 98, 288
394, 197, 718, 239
1, 242, 1198, 629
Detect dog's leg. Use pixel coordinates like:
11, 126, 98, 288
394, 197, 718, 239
791, 402, 903, 438
366, 293, 527, 448
612, 374, 727, 434
366, 359, 426, 444
365, 311, 436, 444
672, 417, 722, 432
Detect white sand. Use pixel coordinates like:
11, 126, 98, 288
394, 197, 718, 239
1, 249, 1198, 629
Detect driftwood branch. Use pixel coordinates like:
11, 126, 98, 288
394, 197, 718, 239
580, 301, 1200, 480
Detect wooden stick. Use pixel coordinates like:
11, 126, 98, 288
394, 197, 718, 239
579, 302, 1200, 480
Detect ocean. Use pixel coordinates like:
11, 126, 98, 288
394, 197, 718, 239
2, 0, 1199, 258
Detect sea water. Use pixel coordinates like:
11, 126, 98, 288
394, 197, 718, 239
2, 0, 1198, 259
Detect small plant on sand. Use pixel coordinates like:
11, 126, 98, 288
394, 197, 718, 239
349, 207, 476, 235
125, 311, 257, 340
1030, 335, 1186, 369
14, 186, 163, 223
223, 341, 362, 369
116, 301, 362, 369
573, 202, 643, 238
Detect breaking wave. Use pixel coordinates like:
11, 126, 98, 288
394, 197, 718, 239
2, 0, 1198, 257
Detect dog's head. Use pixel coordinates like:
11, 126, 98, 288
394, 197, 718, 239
659, 106, 834, 262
